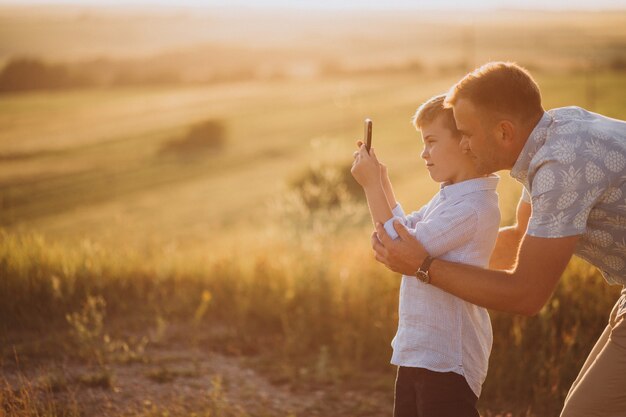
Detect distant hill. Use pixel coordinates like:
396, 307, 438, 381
0, 6, 625, 92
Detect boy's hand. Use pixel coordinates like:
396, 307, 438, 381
354, 140, 397, 209
351, 144, 382, 188
353, 139, 388, 179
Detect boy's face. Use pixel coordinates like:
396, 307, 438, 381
420, 115, 477, 184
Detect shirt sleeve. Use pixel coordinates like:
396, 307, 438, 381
411, 201, 478, 258
521, 187, 531, 204
406, 205, 428, 228
526, 161, 609, 238
383, 203, 428, 239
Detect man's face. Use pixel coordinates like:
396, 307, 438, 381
452, 98, 502, 175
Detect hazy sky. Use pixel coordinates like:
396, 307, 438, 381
2, 0, 625, 10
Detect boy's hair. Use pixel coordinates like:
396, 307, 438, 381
444, 61, 543, 123
412, 94, 460, 137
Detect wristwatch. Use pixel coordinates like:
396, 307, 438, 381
415, 255, 435, 284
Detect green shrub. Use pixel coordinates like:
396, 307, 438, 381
268, 162, 369, 242
160, 119, 227, 156
0, 57, 92, 93
288, 162, 363, 211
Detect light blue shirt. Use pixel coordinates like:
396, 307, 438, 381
514, 107, 626, 317
513, 107, 626, 288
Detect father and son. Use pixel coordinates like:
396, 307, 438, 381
350, 62, 626, 417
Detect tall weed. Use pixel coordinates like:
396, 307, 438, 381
1, 227, 621, 416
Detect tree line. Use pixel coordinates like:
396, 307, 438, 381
2, 55, 624, 94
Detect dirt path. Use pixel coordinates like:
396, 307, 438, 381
74, 348, 316, 416
2, 325, 392, 417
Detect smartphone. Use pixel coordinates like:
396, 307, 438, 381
364, 118, 372, 152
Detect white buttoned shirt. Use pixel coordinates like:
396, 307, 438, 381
382, 175, 500, 397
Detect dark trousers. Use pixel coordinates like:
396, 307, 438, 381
393, 366, 479, 417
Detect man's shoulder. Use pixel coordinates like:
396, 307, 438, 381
529, 108, 626, 182
546, 107, 626, 137
548, 106, 588, 119
546, 106, 606, 124
540, 107, 593, 141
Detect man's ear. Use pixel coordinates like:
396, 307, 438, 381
498, 120, 516, 145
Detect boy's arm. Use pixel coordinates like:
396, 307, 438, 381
489, 198, 531, 270
355, 139, 398, 210
380, 164, 398, 210
364, 182, 394, 227
351, 145, 394, 227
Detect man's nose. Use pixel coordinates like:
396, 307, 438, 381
459, 136, 470, 152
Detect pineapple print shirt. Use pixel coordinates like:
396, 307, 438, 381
512, 107, 626, 294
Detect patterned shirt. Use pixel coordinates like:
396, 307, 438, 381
383, 175, 501, 397
512, 107, 626, 315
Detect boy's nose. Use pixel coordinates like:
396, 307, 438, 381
420, 148, 428, 160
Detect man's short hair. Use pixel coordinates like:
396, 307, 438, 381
444, 62, 543, 123
412, 94, 460, 136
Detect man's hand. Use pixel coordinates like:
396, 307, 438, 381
371, 221, 428, 275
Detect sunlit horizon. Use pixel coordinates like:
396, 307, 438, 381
1, 0, 625, 10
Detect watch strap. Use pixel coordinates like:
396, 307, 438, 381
420, 255, 435, 273
415, 255, 435, 284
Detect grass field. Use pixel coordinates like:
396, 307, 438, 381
1, 6, 626, 417
2, 71, 625, 247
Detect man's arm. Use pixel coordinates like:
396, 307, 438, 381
429, 234, 579, 315
489, 198, 531, 270
373, 221, 579, 316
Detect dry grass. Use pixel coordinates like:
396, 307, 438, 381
1, 8, 625, 415
1, 226, 622, 416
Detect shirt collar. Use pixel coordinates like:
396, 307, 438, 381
510, 111, 553, 187
439, 174, 500, 200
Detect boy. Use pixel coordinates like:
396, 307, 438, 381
350, 94, 500, 417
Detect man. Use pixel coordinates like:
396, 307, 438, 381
372, 62, 626, 417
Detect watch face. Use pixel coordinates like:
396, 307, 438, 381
416, 270, 429, 283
